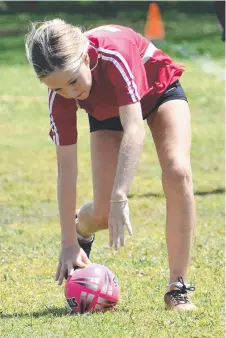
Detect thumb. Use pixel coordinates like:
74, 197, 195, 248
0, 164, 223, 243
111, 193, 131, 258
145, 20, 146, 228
123, 204, 132, 236
80, 249, 91, 265
69, 268, 75, 277
76, 259, 86, 268
82, 253, 91, 265
125, 219, 133, 236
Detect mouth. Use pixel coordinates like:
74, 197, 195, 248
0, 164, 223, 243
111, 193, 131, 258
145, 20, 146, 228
76, 93, 83, 99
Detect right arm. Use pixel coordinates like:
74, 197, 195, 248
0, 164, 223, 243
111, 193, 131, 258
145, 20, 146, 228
49, 90, 79, 246
56, 143, 89, 285
56, 144, 78, 246
48, 91, 89, 284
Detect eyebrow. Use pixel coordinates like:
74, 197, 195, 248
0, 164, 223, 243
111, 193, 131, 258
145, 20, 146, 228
53, 77, 77, 91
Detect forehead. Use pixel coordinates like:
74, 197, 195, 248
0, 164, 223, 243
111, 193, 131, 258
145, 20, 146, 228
41, 69, 79, 88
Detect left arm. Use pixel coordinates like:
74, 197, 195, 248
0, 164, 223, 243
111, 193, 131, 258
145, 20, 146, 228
111, 101, 145, 201
108, 102, 145, 249
103, 35, 147, 248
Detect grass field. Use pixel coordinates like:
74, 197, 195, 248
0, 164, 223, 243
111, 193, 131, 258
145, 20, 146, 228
0, 11, 225, 338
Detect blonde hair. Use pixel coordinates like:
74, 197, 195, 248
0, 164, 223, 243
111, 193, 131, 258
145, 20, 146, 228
25, 18, 89, 78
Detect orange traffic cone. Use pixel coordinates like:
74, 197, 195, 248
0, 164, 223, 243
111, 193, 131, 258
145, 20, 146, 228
144, 2, 165, 40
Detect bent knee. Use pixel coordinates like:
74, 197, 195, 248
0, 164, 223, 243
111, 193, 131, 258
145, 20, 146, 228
92, 208, 109, 230
162, 159, 193, 186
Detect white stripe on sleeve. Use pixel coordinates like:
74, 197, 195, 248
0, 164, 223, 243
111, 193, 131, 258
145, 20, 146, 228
48, 91, 60, 145
98, 47, 140, 102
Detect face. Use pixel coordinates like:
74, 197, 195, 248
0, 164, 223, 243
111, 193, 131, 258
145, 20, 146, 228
41, 54, 92, 100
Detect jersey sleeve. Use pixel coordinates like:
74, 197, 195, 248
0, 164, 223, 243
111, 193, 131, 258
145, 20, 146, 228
48, 90, 78, 146
103, 40, 148, 107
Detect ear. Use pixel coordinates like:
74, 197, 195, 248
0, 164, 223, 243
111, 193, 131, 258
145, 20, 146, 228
84, 53, 90, 67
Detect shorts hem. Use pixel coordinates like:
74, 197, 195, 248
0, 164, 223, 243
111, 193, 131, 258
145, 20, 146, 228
88, 81, 188, 132
144, 96, 188, 120
90, 126, 123, 133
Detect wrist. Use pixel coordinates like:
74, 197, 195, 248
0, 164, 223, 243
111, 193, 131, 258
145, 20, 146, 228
111, 190, 127, 202
61, 238, 79, 247
61, 225, 78, 246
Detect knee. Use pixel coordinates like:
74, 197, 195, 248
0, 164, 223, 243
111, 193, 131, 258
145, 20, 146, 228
162, 159, 193, 189
77, 201, 109, 232
92, 206, 109, 230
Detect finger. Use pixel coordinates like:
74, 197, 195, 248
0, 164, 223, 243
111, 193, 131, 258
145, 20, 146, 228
125, 219, 133, 236
81, 250, 91, 265
67, 264, 74, 277
108, 221, 113, 247
69, 268, 75, 277
114, 237, 120, 250
113, 224, 120, 250
118, 222, 124, 247
55, 262, 61, 281
58, 266, 66, 285
82, 255, 91, 265
111, 221, 117, 249
114, 239, 119, 250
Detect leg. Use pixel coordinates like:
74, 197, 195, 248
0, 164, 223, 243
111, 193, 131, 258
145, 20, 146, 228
147, 100, 195, 283
76, 130, 123, 237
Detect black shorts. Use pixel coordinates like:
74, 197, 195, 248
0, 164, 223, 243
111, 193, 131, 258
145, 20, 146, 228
88, 80, 187, 132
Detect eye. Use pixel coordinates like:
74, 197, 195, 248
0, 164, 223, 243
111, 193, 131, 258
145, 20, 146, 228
69, 79, 77, 85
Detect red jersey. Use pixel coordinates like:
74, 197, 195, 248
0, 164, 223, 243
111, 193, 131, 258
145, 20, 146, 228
49, 25, 184, 145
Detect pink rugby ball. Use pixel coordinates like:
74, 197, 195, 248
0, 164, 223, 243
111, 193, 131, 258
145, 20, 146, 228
65, 263, 120, 313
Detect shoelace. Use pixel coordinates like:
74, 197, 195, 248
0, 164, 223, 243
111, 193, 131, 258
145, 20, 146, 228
168, 277, 195, 304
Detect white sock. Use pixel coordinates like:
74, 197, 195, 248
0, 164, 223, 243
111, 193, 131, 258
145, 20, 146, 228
77, 232, 94, 243
166, 281, 190, 291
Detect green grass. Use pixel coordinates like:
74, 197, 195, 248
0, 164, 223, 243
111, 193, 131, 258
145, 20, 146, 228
0, 11, 225, 338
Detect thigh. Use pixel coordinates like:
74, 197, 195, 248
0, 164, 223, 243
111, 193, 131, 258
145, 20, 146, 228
91, 130, 123, 214
147, 100, 192, 171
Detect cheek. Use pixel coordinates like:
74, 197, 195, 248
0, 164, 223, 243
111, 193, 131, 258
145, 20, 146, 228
83, 70, 92, 88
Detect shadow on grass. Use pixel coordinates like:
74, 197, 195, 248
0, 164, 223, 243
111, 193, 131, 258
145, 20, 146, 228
0, 307, 68, 319
128, 188, 225, 199
1, 306, 129, 320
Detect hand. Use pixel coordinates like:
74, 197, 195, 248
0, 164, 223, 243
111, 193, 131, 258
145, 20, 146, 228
108, 200, 133, 250
55, 243, 90, 285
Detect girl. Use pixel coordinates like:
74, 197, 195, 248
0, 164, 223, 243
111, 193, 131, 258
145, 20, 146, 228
25, 19, 198, 311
